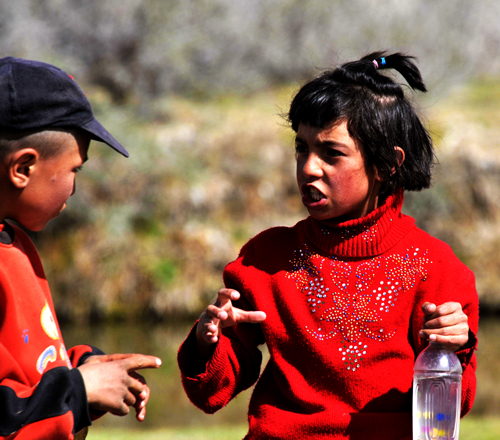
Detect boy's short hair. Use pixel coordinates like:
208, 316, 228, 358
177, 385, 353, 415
0, 57, 128, 158
288, 52, 435, 198
0, 128, 84, 162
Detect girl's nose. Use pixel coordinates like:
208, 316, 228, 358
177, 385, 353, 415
301, 153, 323, 178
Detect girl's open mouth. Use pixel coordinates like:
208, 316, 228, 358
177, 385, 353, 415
301, 185, 327, 206
309, 187, 324, 202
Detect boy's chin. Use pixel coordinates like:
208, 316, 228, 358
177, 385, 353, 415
19, 218, 52, 232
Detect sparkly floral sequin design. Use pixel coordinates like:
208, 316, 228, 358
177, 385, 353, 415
287, 245, 431, 372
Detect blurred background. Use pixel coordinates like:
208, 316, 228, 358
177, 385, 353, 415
2, 0, 500, 438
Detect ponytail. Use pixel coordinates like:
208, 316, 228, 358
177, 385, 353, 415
364, 52, 427, 92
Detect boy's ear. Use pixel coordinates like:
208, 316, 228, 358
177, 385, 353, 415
9, 148, 40, 189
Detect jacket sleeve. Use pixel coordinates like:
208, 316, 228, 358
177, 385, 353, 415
177, 255, 265, 414
67, 345, 105, 368
0, 359, 90, 439
411, 250, 479, 418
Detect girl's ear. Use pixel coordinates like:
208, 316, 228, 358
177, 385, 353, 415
9, 148, 39, 189
391, 146, 405, 175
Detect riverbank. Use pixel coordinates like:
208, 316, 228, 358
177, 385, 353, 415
87, 417, 500, 440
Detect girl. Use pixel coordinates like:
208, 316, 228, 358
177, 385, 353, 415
177, 52, 478, 440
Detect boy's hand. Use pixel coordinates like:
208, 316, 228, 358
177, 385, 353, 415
78, 354, 161, 421
419, 302, 469, 352
196, 288, 266, 347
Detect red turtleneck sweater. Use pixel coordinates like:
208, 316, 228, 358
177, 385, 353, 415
178, 190, 478, 440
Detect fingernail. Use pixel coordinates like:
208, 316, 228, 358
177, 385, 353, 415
429, 334, 437, 341
156, 358, 162, 366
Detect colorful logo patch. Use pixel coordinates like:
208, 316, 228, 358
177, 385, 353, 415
36, 345, 57, 374
22, 329, 29, 344
41, 302, 59, 340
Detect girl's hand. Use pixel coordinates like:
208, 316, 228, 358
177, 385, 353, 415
196, 288, 266, 347
419, 302, 469, 352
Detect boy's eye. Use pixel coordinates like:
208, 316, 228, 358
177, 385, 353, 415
295, 143, 308, 154
74, 165, 84, 173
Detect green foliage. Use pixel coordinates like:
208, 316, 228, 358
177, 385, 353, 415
154, 259, 180, 286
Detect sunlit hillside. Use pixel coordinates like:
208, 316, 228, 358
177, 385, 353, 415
36, 78, 500, 323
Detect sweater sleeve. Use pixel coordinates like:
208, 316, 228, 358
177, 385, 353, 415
178, 254, 266, 414
411, 248, 479, 418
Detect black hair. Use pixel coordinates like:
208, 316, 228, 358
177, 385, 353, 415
288, 51, 435, 197
0, 128, 82, 162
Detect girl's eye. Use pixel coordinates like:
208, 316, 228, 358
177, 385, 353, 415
326, 148, 343, 158
74, 165, 84, 173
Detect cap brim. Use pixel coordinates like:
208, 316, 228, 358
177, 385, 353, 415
80, 118, 129, 157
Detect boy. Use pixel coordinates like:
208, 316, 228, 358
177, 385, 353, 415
0, 57, 161, 439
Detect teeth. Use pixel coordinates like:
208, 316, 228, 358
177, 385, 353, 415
309, 187, 323, 201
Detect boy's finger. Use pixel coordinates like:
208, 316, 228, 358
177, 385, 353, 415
123, 354, 162, 371
136, 404, 147, 421
86, 353, 161, 365
123, 389, 138, 406
134, 387, 149, 421
126, 375, 147, 396
110, 401, 130, 417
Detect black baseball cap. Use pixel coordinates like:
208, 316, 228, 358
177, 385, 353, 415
0, 57, 129, 157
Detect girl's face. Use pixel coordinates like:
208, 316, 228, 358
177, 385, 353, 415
295, 121, 383, 224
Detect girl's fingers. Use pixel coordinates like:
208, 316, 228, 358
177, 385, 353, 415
424, 311, 468, 330
422, 302, 462, 319
240, 310, 267, 323
217, 288, 240, 302
426, 332, 467, 347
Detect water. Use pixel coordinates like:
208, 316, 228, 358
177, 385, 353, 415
58, 318, 500, 430
413, 373, 461, 440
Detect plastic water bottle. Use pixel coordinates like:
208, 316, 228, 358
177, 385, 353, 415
412, 342, 462, 440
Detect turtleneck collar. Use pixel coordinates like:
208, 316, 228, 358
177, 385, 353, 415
304, 189, 415, 258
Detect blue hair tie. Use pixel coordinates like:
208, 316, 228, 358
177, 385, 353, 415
381, 57, 386, 66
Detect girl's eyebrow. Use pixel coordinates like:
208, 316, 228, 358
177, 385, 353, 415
295, 135, 348, 149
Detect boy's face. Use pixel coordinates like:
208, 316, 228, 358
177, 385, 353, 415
13, 131, 90, 231
295, 120, 383, 224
